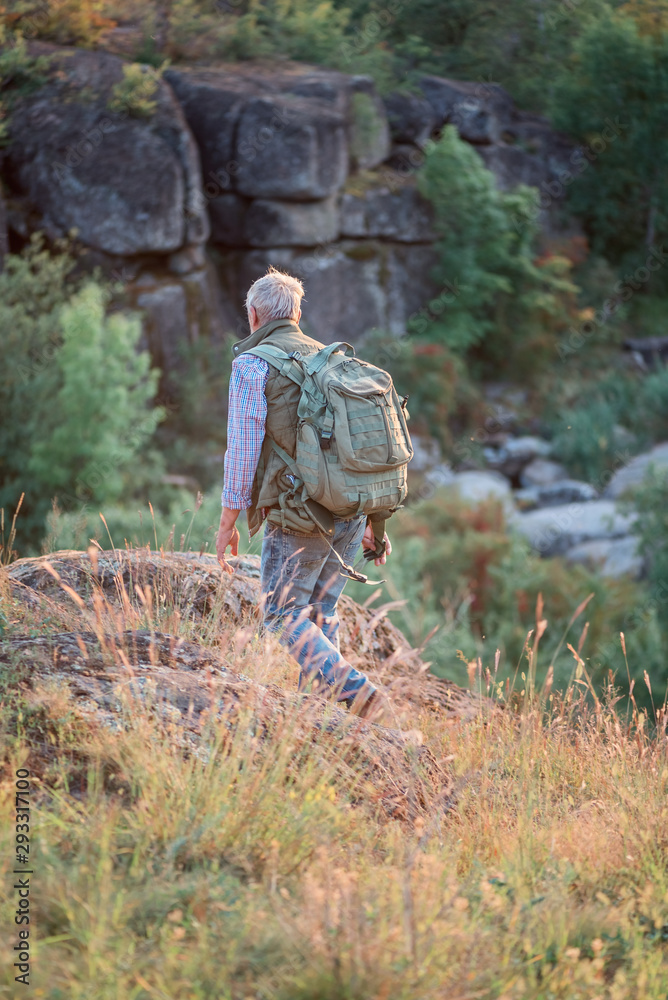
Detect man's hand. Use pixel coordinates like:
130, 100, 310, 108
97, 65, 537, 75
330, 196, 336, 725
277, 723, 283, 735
362, 523, 392, 566
217, 508, 241, 574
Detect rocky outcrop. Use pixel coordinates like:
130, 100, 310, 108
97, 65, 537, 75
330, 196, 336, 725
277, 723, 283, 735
165, 63, 386, 202
383, 75, 573, 218
2, 547, 491, 818
340, 179, 435, 242
213, 239, 439, 341
564, 537, 644, 580
1, 47, 578, 360
4, 45, 209, 256
510, 499, 635, 558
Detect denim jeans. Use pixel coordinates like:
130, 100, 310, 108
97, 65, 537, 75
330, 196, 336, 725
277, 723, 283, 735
260, 514, 376, 705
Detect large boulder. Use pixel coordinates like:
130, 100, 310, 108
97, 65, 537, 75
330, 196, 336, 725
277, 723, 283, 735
520, 458, 569, 489
132, 259, 229, 380
340, 178, 435, 242
166, 63, 390, 202
418, 76, 514, 145
445, 470, 515, 516
383, 91, 437, 148
511, 500, 635, 557
210, 193, 340, 247
234, 95, 348, 200
604, 442, 668, 498
213, 239, 439, 341
564, 537, 645, 580
4, 45, 209, 255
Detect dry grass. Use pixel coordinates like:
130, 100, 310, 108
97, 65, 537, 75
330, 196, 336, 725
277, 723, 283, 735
0, 544, 667, 999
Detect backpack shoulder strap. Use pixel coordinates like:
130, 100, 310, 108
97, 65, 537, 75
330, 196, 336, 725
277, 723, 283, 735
244, 344, 305, 386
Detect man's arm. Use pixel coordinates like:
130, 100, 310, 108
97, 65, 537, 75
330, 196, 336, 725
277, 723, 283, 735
217, 355, 269, 573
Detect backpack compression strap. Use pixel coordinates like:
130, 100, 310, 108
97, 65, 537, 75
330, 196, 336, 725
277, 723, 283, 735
244, 344, 305, 385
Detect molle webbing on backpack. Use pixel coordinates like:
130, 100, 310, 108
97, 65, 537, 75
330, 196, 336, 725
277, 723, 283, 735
245, 340, 412, 535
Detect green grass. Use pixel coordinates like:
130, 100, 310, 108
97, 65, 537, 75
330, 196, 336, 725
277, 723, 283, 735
1, 542, 668, 999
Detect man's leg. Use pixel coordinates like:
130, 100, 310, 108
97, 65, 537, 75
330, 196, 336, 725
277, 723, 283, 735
260, 515, 376, 704
306, 515, 374, 706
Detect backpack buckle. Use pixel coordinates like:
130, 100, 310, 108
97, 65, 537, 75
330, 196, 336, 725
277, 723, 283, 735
320, 430, 333, 450
289, 351, 302, 360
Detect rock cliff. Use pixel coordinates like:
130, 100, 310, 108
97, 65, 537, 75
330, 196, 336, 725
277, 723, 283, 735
1, 45, 574, 365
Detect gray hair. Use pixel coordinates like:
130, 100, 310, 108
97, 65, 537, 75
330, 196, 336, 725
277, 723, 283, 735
245, 266, 304, 324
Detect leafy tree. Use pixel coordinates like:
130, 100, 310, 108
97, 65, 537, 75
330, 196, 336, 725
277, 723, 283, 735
415, 126, 575, 374
0, 238, 164, 554
359, 0, 612, 109
551, 11, 668, 264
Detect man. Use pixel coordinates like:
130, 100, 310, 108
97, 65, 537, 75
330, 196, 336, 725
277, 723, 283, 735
216, 267, 390, 719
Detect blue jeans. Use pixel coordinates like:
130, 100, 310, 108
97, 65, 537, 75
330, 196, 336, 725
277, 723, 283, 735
260, 514, 376, 705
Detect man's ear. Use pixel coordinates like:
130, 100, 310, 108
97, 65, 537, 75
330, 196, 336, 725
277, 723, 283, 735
249, 305, 257, 330
297, 307, 302, 322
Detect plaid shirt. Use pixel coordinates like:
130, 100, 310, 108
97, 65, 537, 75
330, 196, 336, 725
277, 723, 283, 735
221, 354, 270, 510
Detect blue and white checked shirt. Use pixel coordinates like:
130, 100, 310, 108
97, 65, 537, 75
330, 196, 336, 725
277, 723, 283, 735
221, 354, 270, 509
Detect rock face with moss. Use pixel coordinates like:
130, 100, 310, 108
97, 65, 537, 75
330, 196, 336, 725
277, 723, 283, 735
0, 46, 574, 361
4, 45, 209, 257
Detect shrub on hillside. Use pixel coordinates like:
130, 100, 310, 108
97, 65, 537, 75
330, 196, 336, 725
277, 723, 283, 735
416, 127, 577, 377
348, 490, 665, 701
0, 237, 164, 554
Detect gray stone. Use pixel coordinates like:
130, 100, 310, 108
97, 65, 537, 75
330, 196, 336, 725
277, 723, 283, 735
564, 537, 644, 580
340, 182, 435, 242
520, 458, 568, 489
384, 144, 428, 175
383, 91, 438, 148
5, 45, 209, 256
485, 435, 551, 479
446, 471, 515, 515
476, 143, 550, 192
168, 245, 207, 275
604, 442, 668, 498
510, 500, 636, 557
136, 282, 190, 373
212, 239, 440, 342
418, 76, 513, 144
423, 463, 456, 493
235, 95, 348, 200
534, 480, 598, 507
246, 197, 340, 247
210, 193, 340, 248
133, 261, 227, 374
165, 67, 248, 188
0, 182, 8, 271
209, 193, 249, 246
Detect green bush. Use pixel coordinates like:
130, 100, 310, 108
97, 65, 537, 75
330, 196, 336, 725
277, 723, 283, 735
1, 1, 114, 46
551, 9, 668, 267
359, 331, 480, 448
630, 467, 668, 636
547, 366, 668, 481
0, 28, 50, 144
415, 127, 577, 376
108, 63, 160, 118
347, 490, 665, 701
0, 238, 164, 555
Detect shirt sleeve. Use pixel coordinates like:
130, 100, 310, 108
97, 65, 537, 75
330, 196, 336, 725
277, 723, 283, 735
221, 354, 269, 510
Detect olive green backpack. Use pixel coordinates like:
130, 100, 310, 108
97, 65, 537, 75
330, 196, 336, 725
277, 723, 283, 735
246, 340, 413, 566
